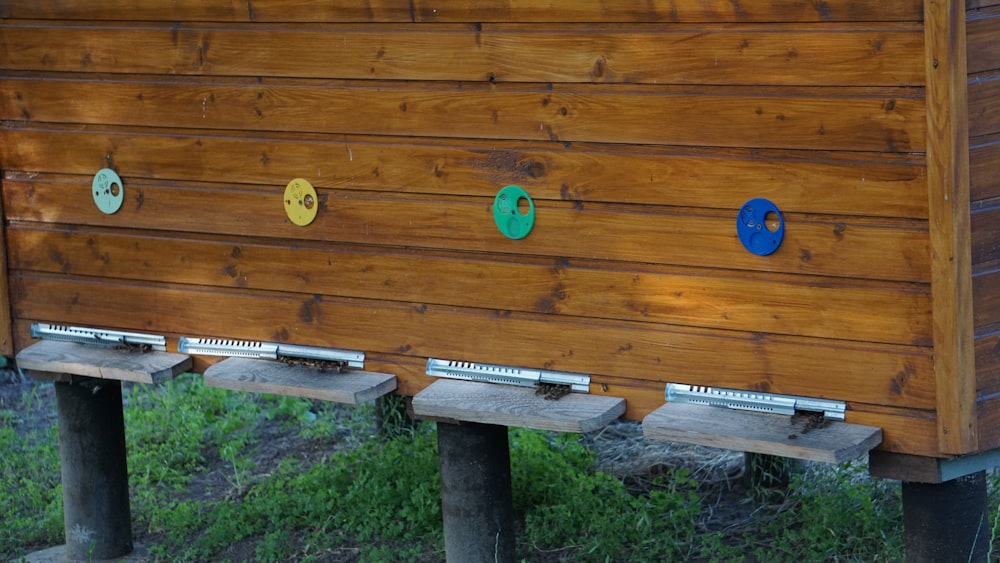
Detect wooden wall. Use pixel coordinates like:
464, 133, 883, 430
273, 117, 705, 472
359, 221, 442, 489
0, 1, 937, 454
968, 3, 1000, 453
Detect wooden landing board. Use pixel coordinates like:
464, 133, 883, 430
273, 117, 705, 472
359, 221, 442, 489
15, 339, 191, 385
202, 357, 396, 405
642, 402, 883, 464
411, 379, 625, 433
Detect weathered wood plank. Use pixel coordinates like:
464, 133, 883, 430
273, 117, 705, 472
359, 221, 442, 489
0, 125, 930, 219
0, 319, 947, 457
0, 192, 14, 356
971, 135, 1000, 203
642, 402, 883, 463
973, 268, 1000, 334
203, 357, 396, 404
0, 76, 926, 152
6, 226, 934, 346
970, 206, 1000, 265
0, 23, 924, 87
0, 0, 925, 23
1, 176, 932, 283
411, 379, 625, 433
925, 0, 977, 454
967, 6, 1000, 75
968, 72, 1000, 138
7, 274, 937, 410
15, 339, 191, 384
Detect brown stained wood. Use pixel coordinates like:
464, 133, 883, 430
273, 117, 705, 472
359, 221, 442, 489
0, 0, 925, 23
968, 72, 1000, 138
203, 357, 396, 404
1, 320, 946, 457
14, 339, 191, 384
975, 392, 1000, 452
0, 125, 930, 219
7, 273, 936, 411
0, 191, 14, 356
970, 207, 1000, 265
642, 402, 882, 463
971, 136, 1000, 202
974, 332, 1000, 399
1, 177, 932, 283
967, 6, 1000, 74
411, 379, 625, 433
925, 0, 977, 454
0, 23, 925, 87
6, 226, 934, 346
0, 76, 925, 152
973, 269, 1000, 335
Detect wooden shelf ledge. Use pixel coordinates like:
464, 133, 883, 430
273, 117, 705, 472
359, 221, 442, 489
15, 340, 192, 385
642, 402, 883, 464
411, 379, 626, 433
203, 357, 396, 405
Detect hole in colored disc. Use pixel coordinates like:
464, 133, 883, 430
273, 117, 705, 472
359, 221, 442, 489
764, 211, 780, 233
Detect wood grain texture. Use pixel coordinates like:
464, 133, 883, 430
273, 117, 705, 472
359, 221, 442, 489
5, 226, 934, 345
1, 176, 932, 283
0, 125, 931, 219
970, 207, 1000, 265
0, 22, 924, 87
0, 0, 925, 23
411, 379, 625, 433
0, 76, 925, 152
967, 6, 1000, 75
642, 402, 883, 463
203, 357, 396, 404
971, 135, 1000, 202
8, 274, 936, 411
968, 72, 1000, 138
0, 192, 14, 356
14, 339, 191, 384
925, 0, 977, 454
0, 320, 946, 456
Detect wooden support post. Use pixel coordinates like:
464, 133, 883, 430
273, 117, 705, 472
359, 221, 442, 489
902, 472, 988, 562
436, 421, 516, 563
54, 378, 133, 561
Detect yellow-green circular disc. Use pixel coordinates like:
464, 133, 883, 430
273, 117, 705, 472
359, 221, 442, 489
283, 178, 318, 226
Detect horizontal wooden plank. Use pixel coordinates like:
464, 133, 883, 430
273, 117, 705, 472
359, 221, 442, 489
7, 273, 936, 410
0, 0, 926, 23
973, 269, 1000, 336
0, 319, 945, 456
14, 339, 191, 384
0, 22, 924, 87
642, 402, 882, 463
411, 379, 626, 433
967, 6, 1000, 75
1, 176, 932, 283
203, 357, 396, 404
6, 226, 933, 345
971, 206, 1000, 265
0, 75, 926, 152
974, 332, 1000, 398
971, 134, 1000, 203
969, 72, 1000, 138
0, 124, 930, 219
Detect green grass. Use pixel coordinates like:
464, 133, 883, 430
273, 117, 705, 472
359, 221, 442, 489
0, 374, 990, 561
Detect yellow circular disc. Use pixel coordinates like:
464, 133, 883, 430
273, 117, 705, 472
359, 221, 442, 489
283, 178, 318, 226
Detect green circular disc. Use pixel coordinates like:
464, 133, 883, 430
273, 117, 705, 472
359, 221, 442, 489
92, 168, 124, 215
493, 185, 534, 240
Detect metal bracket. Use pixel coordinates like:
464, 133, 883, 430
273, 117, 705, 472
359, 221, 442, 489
31, 323, 166, 351
178, 337, 364, 368
665, 382, 845, 420
426, 358, 590, 393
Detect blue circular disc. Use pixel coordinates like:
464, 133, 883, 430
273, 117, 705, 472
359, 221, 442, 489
736, 198, 784, 256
